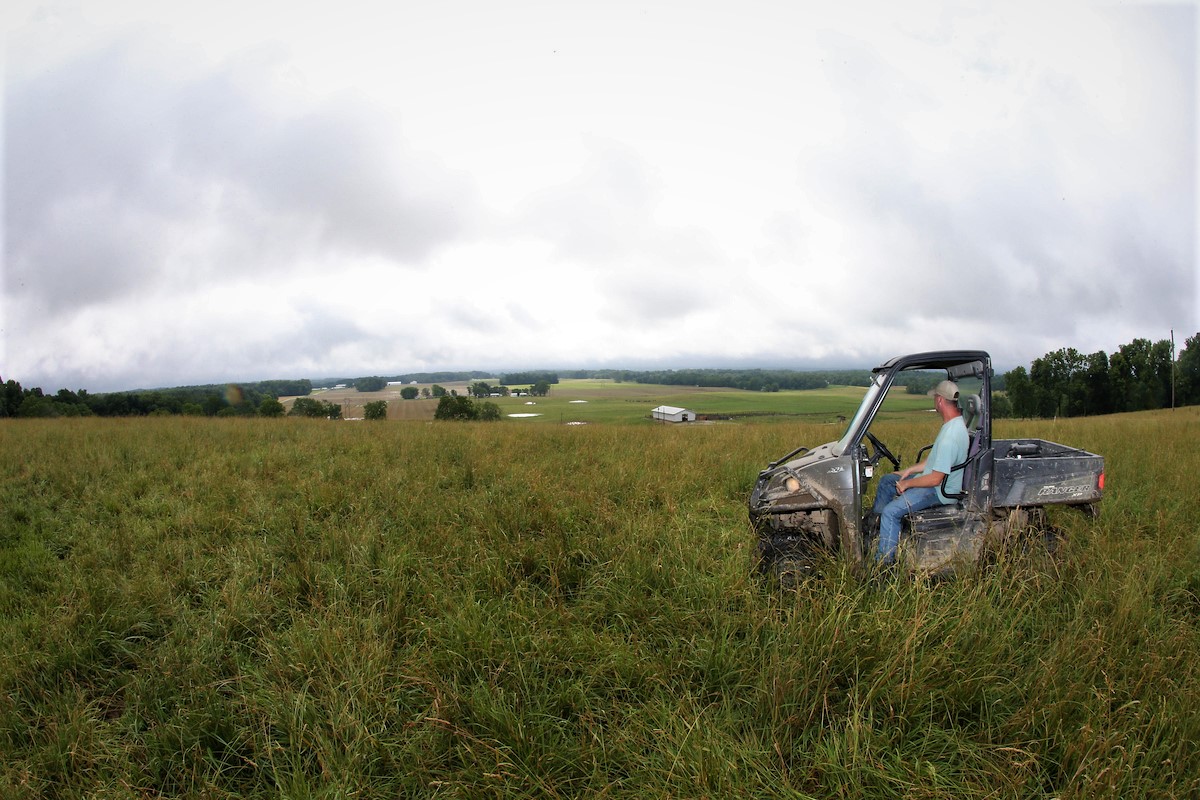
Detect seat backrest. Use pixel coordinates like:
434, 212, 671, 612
961, 394, 982, 434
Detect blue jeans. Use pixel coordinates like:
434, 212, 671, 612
871, 472, 943, 564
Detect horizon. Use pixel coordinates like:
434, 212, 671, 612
0, 349, 1099, 395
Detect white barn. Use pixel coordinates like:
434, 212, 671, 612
652, 405, 694, 423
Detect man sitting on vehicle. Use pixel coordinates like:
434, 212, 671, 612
870, 380, 970, 566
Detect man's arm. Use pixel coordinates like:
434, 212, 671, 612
897, 470, 946, 494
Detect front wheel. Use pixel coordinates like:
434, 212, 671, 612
753, 530, 833, 587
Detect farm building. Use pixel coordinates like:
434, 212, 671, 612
652, 405, 694, 423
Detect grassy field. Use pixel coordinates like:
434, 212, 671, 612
297, 379, 921, 425
2, 394, 1198, 798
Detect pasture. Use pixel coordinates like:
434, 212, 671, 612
299, 378, 912, 424
2, 388, 1198, 798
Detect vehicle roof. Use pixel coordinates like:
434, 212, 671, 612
872, 350, 991, 375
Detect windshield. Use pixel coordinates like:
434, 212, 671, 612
834, 373, 887, 456
832, 364, 987, 457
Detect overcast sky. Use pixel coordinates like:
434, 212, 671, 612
3, 0, 1197, 392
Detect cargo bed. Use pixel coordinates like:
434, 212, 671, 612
990, 438, 1104, 508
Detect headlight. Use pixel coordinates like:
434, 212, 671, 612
764, 470, 812, 502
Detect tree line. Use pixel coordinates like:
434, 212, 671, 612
0, 379, 312, 418
469, 381, 551, 398
1001, 334, 1200, 418
318, 371, 493, 389
601, 368, 954, 393
615, 368, 833, 391
499, 371, 559, 386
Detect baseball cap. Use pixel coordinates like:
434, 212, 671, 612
928, 380, 960, 402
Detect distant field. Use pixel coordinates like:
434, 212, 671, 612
288, 379, 934, 425
3, 407, 1197, 797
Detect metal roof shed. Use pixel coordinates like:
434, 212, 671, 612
652, 405, 694, 423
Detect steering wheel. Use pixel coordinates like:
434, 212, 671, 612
865, 432, 901, 471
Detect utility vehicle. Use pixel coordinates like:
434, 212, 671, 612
749, 351, 1104, 578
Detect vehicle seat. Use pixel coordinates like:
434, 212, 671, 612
961, 394, 982, 434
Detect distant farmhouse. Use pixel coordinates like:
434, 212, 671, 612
652, 405, 694, 423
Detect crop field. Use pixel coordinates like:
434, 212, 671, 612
2, 391, 1199, 798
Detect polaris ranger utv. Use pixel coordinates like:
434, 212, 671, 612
749, 351, 1104, 578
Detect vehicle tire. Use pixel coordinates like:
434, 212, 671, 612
978, 508, 1061, 570
753, 534, 823, 588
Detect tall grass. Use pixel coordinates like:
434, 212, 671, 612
1, 410, 1198, 797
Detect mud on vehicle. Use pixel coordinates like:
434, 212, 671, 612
749, 351, 1104, 581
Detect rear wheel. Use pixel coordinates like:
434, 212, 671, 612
978, 508, 1062, 569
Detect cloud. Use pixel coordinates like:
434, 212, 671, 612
518, 141, 670, 261
2, 1, 1194, 391
6, 35, 478, 318
783, 3, 1196, 353
515, 141, 732, 326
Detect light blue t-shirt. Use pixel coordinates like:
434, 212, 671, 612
921, 416, 970, 504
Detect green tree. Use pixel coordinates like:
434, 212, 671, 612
479, 401, 501, 421
17, 393, 57, 417
431, 384, 447, 398
470, 382, 493, 398
435, 395, 479, 420
531, 381, 551, 397
259, 398, 285, 417
288, 398, 340, 419
288, 398, 323, 417
991, 393, 1013, 419
1117, 339, 1154, 411
355, 377, 387, 392
1028, 348, 1085, 417
364, 400, 388, 420
1177, 333, 1200, 405
1148, 339, 1174, 409
1081, 351, 1112, 416
1004, 366, 1035, 418
2, 379, 24, 417
202, 393, 227, 417
400, 386, 419, 400
1108, 350, 1133, 413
